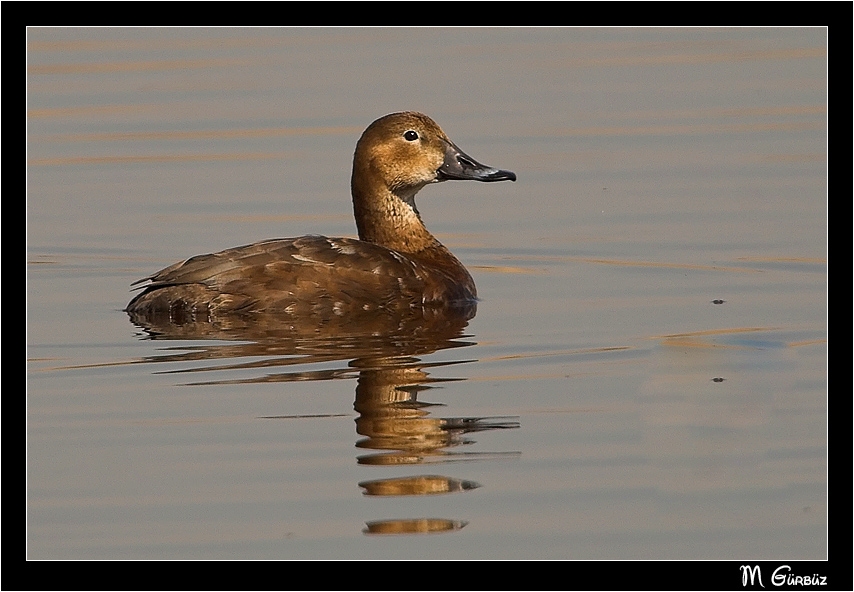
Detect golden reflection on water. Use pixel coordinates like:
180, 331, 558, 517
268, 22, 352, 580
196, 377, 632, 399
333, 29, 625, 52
363, 518, 468, 536
359, 475, 480, 496
126, 303, 519, 535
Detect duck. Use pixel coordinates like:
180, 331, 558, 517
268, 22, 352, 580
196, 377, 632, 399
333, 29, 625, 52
126, 111, 516, 322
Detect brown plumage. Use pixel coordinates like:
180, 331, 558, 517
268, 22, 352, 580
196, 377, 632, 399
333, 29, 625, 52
126, 112, 515, 323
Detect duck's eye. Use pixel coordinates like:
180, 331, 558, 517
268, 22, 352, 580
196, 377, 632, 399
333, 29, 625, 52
403, 130, 419, 142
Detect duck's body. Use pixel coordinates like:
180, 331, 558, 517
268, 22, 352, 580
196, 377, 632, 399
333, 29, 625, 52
126, 112, 515, 322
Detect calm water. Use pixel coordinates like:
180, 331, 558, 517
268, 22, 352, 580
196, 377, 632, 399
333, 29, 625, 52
27, 28, 827, 560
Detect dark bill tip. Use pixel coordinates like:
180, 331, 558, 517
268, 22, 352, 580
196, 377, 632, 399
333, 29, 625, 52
438, 141, 516, 183
480, 168, 516, 182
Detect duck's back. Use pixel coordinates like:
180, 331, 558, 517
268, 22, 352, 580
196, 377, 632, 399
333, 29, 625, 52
126, 235, 476, 322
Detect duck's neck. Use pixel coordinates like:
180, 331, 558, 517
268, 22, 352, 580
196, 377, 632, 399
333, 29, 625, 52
351, 172, 476, 299
352, 179, 440, 255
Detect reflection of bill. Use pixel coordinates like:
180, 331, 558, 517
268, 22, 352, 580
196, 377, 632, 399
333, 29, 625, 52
353, 358, 520, 466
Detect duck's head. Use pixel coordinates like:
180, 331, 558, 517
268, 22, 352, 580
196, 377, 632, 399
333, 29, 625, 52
352, 111, 515, 204
351, 111, 515, 250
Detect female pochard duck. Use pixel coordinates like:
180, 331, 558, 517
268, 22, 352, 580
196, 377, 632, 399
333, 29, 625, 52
126, 112, 516, 320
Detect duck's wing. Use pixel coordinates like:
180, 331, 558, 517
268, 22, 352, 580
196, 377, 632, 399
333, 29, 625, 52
126, 235, 440, 318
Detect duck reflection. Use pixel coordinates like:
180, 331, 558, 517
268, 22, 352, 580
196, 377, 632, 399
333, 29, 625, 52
353, 357, 519, 466
128, 302, 518, 535
363, 518, 468, 536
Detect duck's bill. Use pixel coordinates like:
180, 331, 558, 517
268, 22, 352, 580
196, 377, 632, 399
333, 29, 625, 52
437, 141, 516, 182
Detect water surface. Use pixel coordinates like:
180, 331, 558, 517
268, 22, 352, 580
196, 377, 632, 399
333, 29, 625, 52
27, 27, 827, 560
